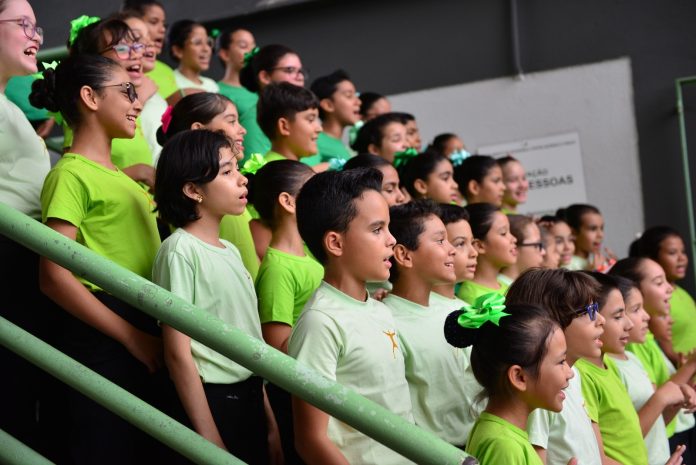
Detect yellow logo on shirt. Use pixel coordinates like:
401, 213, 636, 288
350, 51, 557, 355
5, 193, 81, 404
383, 330, 399, 359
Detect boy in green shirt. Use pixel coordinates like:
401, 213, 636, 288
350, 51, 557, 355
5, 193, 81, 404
289, 168, 414, 464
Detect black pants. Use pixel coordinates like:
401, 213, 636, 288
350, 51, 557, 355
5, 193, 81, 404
266, 382, 306, 465
670, 421, 696, 465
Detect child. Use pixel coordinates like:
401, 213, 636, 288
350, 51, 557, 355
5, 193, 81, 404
168, 19, 219, 93
240, 43, 306, 93
537, 220, 561, 269
309, 69, 360, 168
498, 155, 529, 214
383, 200, 479, 446
539, 215, 575, 269
400, 151, 460, 204
431, 204, 478, 307
454, 155, 506, 207
343, 153, 406, 206
394, 112, 422, 151
351, 112, 408, 163
155, 92, 259, 279
445, 299, 574, 465
456, 203, 517, 303
152, 129, 278, 464
506, 268, 606, 465
428, 132, 466, 158
33, 54, 163, 464
289, 168, 415, 464
358, 91, 391, 122
557, 204, 616, 272
499, 215, 546, 285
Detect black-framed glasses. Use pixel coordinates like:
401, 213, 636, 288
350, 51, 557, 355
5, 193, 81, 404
103, 43, 146, 60
101, 82, 139, 103
576, 302, 599, 321
271, 66, 309, 79
0, 16, 43, 44
519, 241, 545, 252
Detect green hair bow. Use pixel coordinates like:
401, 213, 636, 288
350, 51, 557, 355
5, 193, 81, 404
393, 147, 418, 169
32, 61, 60, 79
457, 292, 509, 329
241, 153, 267, 175
243, 46, 260, 67
69, 15, 100, 46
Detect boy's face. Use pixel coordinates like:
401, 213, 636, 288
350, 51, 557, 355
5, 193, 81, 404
407, 215, 456, 285
326, 80, 361, 126
446, 220, 478, 281
598, 289, 632, 355
339, 190, 396, 282
564, 304, 605, 363
285, 108, 322, 157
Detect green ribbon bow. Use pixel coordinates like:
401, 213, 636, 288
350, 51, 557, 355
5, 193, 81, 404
241, 153, 267, 175
449, 149, 472, 167
32, 61, 60, 79
69, 15, 100, 46
210, 28, 221, 39
393, 147, 418, 168
243, 46, 260, 67
456, 292, 510, 329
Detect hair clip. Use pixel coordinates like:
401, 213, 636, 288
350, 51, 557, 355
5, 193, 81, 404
160, 105, 174, 134
243, 46, 260, 67
210, 28, 220, 39
241, 153, 267, 175
393, 147, 418, 169
69, 15, 100, 46
449, 149, 472, 167
456, 292, 509, 329
328, 158, 347, 171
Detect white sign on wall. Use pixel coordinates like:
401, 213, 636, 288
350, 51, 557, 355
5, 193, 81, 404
478, 132, 588, 217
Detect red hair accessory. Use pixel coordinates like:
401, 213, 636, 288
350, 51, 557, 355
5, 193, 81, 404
161, 105, 174, 134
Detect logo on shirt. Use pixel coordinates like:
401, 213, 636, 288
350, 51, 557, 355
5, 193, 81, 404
383, 330, 399, 359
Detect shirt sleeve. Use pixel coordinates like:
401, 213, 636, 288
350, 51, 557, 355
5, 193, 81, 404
288, 310, 342, 382
526, 408, 552, 449
152, 249, 195, 304
579, 371, 600, 423
256, 261, 296, 325
474, 438, 531, 465
41, 168, 87, 227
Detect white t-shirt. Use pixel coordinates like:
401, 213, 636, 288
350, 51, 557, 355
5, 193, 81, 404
140, 91, 167, 165
173, 69, 220, 93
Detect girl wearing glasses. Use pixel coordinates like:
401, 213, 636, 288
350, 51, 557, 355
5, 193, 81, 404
168, 19, 219, 93
499, 214, 546, 285
31, 54, 165, 465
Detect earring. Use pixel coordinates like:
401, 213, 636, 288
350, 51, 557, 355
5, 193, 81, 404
196, 195, 203, 203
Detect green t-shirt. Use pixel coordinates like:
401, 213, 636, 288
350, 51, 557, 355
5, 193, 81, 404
111, 117, 154, 169
219, 209, 259, 280
264, 150, 286, 163
608, 352, 670, 465
456, 279, 508, 305
466, 411, 543, 465
383, 294, 475, 445
6, 75, 48, 121
670, 285, 696, 354
288, 281, 415, 465
152, 228, 262, 384
217, 82, 268, 163
563, 255, 588, 271
41, 153, 160, 290
575, 356, 648, 465
256, 247, 323, 326
146, 60, 178, 100
315, 131, 352, 164
0, 92, 50, 219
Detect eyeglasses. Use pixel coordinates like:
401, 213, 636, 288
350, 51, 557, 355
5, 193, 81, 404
519, 241, 545, 252
102, 43, 146, 60
188, 37, 215, 49
101, 82, 139, 103
575, 302, 599, 321
271, 66, 309, 79
0, 16, 44, 45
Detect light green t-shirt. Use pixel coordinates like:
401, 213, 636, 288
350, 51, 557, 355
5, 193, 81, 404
173, 69, 219, 93
315, 131, 352, 164
152, 228, 262, 384
456, 279, 508, 305
288, 281, 415, 465
497, 273, 514, 287
575, 356, 648, 465
466, 411, 543, 465
0, 92, 50, 220
527, 365, 601, 465
383, 294, 474, 445
256, 247, 323, 326
217, 82, 269, 162
608, 352, 670, 465
41, 153, 160, 290
564, 255, 588, 271
670, 285, 696, 354
428, 291, 468, 310
147, 60, 178, 99
219, 209, 259, 280
140, 91, 167, 165
660, 348, 695, 435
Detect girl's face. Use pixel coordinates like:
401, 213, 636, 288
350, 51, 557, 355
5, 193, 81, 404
284, 108, 322, 157
552, 221, 575, 266
446, 219, 478, 281
625, 288, 650, 344
598, 289, 632, 355
565, 303, 605, 362
372, 122, 407, 163
363, 97, 390, 121
329, 79, 361, 126
221, 29, 256, 72
516, 223, 546, 272
404, 119, 422, 151
421, 159, 459, 204
407, 215, 456, 285
124, 17, 155, 73
202, 102, 247, 160
95, 68, 143, 139
477, 212, 518, 268
378, 164, 406, 206
101, 32, 144, 87
469, 165, 506, 206
0, 0, 41, 79
198, 146, 248, 217
177, 25, 212, 74
141, 4, 166, 55
264, 53, 305, 88
525, 328, 573, 413
574, 212, 604, 256
540, 229, 560, 269
442, 136, 464, 157
657, 235, 688, 282
639, 258, 674, 316
502, 160, 529, 207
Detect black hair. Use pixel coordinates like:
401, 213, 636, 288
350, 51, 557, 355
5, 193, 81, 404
257, 82, 319, 140
310, 69, 351, 120
240, 44, 298, 93
582, 271, 621, 311
399, 151, 452, 199
613, 274, 640, 303
445, 303, 559, 399
429, 133, 458, 155
156, 92, 234, 145
464, 203, 500, 240
296, 167, 383, 264
629, 226, 683, 260
351, 112, 404, 153
359, 92, 386, 119
608, 257, 651, 288
246, 160, 314, 228
437, 203, 470, 225
506, 268, 601, 330
70, 17, 136, 55
555, 204, 601, 231
343, 153, 392, 171
154, 130, 233, 227
30, 54, 122, 128
216, 26, 253, 67
453, 155, 499, 201
392, 111, 415, 124
168, 19, 205, 62
0, 1, 7, 14
120, 0, 164, 16
388, 200, 441, 282
497, 154, 519, 169
508, 214, 536, 244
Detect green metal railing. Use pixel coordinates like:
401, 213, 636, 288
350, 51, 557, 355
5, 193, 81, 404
0, 428, 55, 465
0, 203, 475, 465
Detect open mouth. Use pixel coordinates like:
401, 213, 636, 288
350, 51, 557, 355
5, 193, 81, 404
126, 64, 142, 76
24, 47, 38, 57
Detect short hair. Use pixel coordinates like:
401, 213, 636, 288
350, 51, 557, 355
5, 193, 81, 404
240, 44, 297, 93
359, 92, 386, 119
437, 203, 470, 225
157, 92, 234, 145
429, 133, 458, 155
296, 168, 383, 264
399, 151, 452, 198
453, 155, 499, 201
351, 112, 404, 153
629, 226, 683, 260
257, 82, 320, 140
464, 203, 500, 240
247, 160, 314, 228
556, 204, 601, 231
506, 268, 601, 329
392, 111, 415, 124
508, 214, 536, 244
608, 257, 651, 287
343, 153, 392, 171
167, 19, 205, 62
310, 69, 351, 120
582, 272, 620, 310
120, 0, 164, 16
70, 17, 135, 55
154, 130, 233, 227
388, 200, 441, 282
